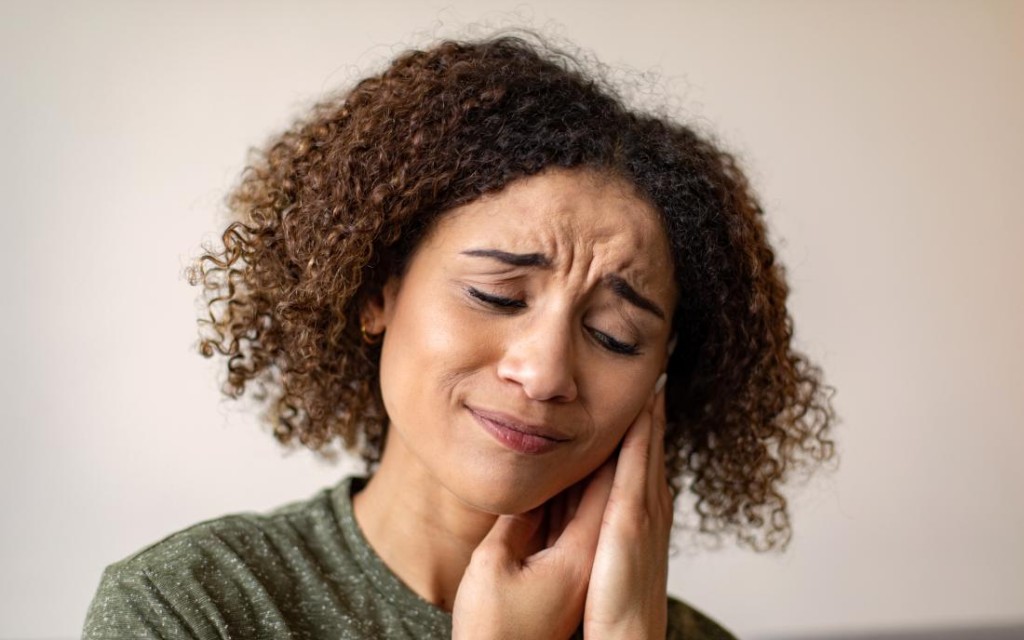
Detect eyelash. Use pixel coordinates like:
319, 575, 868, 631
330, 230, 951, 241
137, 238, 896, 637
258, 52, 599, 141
465, 287, 641, 356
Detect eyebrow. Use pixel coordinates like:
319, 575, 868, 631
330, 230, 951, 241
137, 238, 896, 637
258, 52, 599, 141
460, 248, 667, 321
462, 248, 552, 268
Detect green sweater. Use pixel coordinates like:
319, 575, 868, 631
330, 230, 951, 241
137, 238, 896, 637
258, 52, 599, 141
83, 476, 737, 639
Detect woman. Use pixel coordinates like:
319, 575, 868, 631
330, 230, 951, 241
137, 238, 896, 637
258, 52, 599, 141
84, 34, 835, 639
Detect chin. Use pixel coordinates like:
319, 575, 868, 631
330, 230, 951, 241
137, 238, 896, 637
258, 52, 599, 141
444, 462, 567, 516
461, 491, 549, 517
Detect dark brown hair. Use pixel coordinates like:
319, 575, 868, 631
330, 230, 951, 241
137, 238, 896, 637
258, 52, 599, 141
188, 34, 836, 552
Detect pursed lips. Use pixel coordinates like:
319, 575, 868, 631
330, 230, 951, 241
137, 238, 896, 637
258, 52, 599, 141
466, 406, 571, 442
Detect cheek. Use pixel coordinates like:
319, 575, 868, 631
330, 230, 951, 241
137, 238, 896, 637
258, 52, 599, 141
378, 294, 488, 424
587, 379, 652, 450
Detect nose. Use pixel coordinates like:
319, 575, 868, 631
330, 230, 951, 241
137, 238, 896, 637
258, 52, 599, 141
496, 314, 579, 403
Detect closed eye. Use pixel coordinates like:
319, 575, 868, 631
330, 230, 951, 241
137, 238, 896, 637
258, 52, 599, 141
590, 329, 641, 356
466, 287, 525, 310
465, 287, 641, 356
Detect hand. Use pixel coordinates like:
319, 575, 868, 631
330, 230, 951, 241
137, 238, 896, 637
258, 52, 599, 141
583, 384, 672, 639
451, 460, 616, 640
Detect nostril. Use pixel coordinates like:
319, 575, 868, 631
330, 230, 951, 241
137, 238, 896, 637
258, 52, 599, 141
497, 360, 577, 403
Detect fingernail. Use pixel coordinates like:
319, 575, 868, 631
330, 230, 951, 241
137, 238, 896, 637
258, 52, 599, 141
654, 372, 667, 394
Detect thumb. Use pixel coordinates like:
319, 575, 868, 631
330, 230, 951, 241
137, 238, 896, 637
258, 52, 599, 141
475, 507, 545, 565
557, 457, 615, 555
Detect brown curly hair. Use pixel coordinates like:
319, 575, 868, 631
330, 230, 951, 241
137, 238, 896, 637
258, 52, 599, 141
188, 33, 836, 552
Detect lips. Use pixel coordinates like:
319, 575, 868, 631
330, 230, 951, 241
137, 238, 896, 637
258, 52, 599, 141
468, 406, 569, 455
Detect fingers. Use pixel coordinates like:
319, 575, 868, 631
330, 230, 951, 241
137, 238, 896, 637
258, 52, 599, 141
477, 507, 545, 565
557, 457, 615, 554
546, 481, 585, 547
652, 379, 666, 433
565, 481, 583, 523
611, 388, 656, 505
649, 386, 667, 484
545, 492, 566, 548
610, 378, 672, 516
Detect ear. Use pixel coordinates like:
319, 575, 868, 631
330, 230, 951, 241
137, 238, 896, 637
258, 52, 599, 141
360, 275, 401, 333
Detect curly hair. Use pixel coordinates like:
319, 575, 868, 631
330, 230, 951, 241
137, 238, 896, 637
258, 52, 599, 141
188, 33, 836, 552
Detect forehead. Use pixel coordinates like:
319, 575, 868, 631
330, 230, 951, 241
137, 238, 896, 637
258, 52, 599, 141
428, 169, 673, 275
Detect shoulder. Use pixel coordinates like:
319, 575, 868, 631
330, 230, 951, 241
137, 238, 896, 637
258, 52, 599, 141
666, 595, 739, 640
105, 483, 336, 581
83, 483, 344, 639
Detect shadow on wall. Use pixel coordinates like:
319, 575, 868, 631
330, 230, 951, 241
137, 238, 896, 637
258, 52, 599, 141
763, 622, 1024, 640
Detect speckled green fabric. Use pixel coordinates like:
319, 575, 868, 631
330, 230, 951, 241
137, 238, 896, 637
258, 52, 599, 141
83, 476, 737, 639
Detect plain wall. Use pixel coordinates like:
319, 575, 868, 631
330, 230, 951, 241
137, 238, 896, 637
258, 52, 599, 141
2, 1, 1022, 638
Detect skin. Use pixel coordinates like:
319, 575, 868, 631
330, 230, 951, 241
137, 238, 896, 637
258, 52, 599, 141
353, 167, 677, 638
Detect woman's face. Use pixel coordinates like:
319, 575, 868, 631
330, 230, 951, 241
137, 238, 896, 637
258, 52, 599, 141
366, 168, 678, 514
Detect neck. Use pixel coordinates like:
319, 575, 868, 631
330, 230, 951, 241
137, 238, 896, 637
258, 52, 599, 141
351, 428, 497, 612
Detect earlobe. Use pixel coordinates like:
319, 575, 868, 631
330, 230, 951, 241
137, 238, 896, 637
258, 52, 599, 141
361, 275, 401, 332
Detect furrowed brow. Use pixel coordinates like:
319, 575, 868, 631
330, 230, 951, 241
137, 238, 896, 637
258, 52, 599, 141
460, 248, 552, 268
460, 248, 666, 322
603, 274, 666, 321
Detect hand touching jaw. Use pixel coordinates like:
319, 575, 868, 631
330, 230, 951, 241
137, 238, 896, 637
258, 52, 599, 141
451, 383, 672, 640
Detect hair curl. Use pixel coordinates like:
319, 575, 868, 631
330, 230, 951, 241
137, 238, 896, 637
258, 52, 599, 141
188, 33, 836, 552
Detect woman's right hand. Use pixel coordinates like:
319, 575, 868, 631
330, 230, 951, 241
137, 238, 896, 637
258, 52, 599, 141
450, 460, 615, 640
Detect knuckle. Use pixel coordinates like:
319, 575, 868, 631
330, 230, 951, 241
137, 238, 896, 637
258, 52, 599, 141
469, 545, 505, 570
610, 501, 653, 534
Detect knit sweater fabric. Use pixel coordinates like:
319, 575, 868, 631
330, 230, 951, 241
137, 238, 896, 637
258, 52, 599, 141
83, 476, 738, 639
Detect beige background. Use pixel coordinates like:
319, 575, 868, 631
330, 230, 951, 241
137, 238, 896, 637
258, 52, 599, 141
2, 1, 1023, 638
